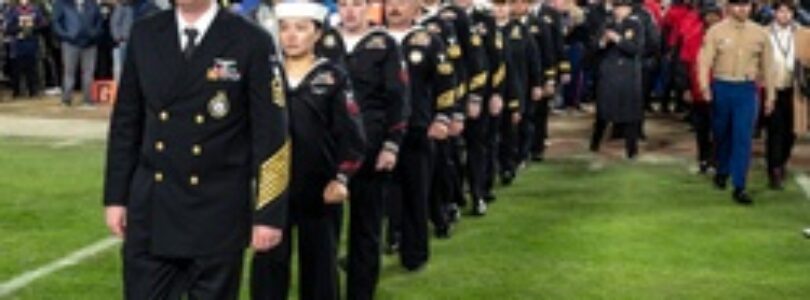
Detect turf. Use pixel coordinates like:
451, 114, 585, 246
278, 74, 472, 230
2, 138, 810, 299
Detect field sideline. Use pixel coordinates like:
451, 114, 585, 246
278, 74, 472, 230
1, 136, 810, 299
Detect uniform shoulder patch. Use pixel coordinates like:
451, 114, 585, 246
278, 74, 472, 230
408, 30, 432, 47
322, 32, 338, 49
365, 34, 389, 50
271, 65, 285, 108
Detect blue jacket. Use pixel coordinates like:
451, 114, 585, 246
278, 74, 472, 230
6, 4, 45, 58
52, 0, 103, 48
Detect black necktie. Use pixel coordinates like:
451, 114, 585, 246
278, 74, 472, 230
183, 28, 199, 60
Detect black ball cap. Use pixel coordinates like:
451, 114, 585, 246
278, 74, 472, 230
728, 0, 752, 4
613, 0, 634, 6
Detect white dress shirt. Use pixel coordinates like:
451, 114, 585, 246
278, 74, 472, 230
176, 1, 219, 51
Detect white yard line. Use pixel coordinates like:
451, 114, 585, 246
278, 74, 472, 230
0, 237, 120, 298
795, 173, 810, 200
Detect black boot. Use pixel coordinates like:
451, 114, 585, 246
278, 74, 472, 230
733, 189, 753, 205
713, 174, 728, 190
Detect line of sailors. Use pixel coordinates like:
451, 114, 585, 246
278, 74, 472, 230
251, 0, 573, 299
250, 0, 810, 298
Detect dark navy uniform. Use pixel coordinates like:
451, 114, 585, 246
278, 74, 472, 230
104, 9, 288, 299
533, 3, 568, 157
389, 26, 457, 270
318, 27, 410, 300
519, 13, 554, 161
251, 60, 366, 300
466, 5, 507, 212
590, 15, 645, 158
419, 9, 469, 233
499, 19, 542, 180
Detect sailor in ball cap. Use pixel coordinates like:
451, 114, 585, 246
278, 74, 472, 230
250, 1, 367, 299
317, 0, 411, 298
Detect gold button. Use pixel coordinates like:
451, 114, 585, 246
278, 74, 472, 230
195, 114, 206, 124
159, 111, 169, 122
155, 141, 165, 152
192, 145, 202, 156
154, 172, 164, 182
189, 175, 199, 186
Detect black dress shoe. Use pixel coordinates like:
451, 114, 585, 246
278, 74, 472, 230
403, 261, 427, 272
471, 199, 487, 216
699, 161, 710, 174
446, 203, 460, 223
483, 193, 497, 203
435, 226, 451, 239
713, 174, 728, 190
733, 189, 753, 205
500, 171, 515, 186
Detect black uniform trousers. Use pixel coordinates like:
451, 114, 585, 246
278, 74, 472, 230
591, 118, 639, 158
766, 88, 796, 175
532, 97, 551, 157
347, 168, 388, 300
251, 205, 342, 300
485, 115, 500, 193
465, 116, 491, 201
499, 113, 519, 176
692, 101, 714, 164
519, 100, 536, 162
123, 248, 243, 300
396, 131, 435, 269
11, 54, 39, 97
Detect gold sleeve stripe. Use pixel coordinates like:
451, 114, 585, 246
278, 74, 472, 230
257, 140, 290, 210
508, 100, 520, 109
559, 62, 571, 72
456, 84, 467, 100
544, 69, 557, 76
469, 72, 488, 91
436, 89, 456, 110
491, 63, 506, 88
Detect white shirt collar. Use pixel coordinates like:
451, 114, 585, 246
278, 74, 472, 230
176, 1, 220, 49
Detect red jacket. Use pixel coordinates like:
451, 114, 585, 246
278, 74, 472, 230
662, 4, 690, 47
678, 8, 704, 63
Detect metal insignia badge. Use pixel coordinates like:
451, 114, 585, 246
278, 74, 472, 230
511, 26, 521, 39
324, 35, 336, 48
530, 25, 539, 34
448, 44, 462, 59
438, 62, 453, 75
544, 15, 552, 24
409, 50, 424, 64
625, 29, 634, 39
208, 91, 230, 119
471, 34, 482, 47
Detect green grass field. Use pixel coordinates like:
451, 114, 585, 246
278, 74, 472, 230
2, 138, 810, 299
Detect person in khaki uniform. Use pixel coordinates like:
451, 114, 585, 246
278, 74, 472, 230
698, 0, 774, 205
763, 0, 805, 190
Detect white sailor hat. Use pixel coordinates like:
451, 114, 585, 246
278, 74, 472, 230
274, 1, 329, 23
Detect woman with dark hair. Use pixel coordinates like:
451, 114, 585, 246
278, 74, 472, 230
250, 1, 366, 299
589, 0, 645, 159
764, 0, 805, 189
